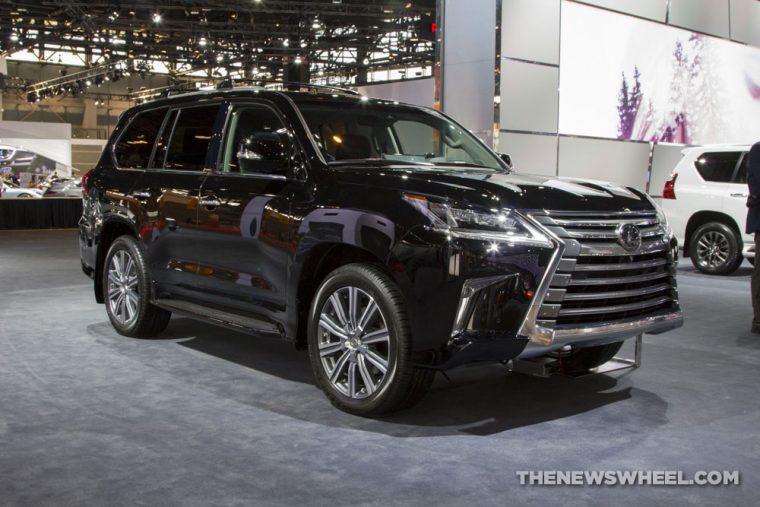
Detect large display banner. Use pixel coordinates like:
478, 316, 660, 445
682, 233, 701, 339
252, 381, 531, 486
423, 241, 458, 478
559, 1, 760, 145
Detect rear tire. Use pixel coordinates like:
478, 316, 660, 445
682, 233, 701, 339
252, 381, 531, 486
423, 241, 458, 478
103, 236, 171, 337
307, 263, 434, 416
689, 222, 743, 275
557, 341, 623, 373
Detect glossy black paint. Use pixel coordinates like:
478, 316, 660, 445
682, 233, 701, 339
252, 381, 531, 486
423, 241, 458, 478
80, 88, 661, 369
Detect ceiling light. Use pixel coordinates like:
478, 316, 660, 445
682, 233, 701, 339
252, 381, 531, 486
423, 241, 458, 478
199, 37, 207, 47
294, 56, 302, 64
10, 32, 19, 42
283, 39, 289, 47
152, 12, 162, 23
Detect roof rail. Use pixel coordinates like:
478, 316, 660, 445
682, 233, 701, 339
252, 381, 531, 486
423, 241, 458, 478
227, 78, 360, 96
130, 79, 360, 104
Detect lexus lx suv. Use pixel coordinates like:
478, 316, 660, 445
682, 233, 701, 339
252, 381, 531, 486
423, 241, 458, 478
661, 145, 754, 275
79, 86, 683, 415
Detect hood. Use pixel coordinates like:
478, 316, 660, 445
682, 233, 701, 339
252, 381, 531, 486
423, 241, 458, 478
328, 164, 655, 213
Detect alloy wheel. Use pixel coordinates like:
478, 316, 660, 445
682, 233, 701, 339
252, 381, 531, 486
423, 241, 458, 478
696, 231, 730, 269
317, 286, 391, 399
107, 250, 139, 325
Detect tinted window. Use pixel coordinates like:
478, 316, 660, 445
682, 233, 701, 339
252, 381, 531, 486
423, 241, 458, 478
694, 152, 741, 182
735, 153, 748, 184
164, 105, 219, 171
221, 106, 291, 175
113, 108, 167, 168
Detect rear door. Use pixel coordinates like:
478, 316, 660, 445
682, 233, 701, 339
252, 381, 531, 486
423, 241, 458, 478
131, 102, 223, 301
191, 100, 300, 331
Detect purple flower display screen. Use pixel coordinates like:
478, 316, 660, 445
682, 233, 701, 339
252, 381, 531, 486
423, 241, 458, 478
559, 2, 760, 145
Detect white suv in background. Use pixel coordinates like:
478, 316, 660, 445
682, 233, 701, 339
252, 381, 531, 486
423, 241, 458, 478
662, 145, 754, 275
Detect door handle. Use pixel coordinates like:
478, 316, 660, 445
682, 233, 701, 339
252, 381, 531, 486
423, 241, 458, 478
199, 195, 221, 210
130, 189, 152, 200
730, 192, 749, 198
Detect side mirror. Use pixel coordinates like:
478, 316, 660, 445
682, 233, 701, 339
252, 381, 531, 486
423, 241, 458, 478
237, 134, 290, 175
498, 152, 513, 169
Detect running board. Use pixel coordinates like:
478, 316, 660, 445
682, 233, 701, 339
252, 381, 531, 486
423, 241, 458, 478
154, 298, 282, 336
508, 334, 642, 378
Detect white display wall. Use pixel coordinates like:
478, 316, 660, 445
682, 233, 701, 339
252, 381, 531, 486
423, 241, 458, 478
493, 0, 760, 193
0, 120, 73, 179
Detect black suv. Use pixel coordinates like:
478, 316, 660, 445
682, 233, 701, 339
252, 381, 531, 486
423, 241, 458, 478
79, 86, 683, 415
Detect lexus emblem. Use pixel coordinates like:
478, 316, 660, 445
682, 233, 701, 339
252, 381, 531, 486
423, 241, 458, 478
617, 223, 642, 252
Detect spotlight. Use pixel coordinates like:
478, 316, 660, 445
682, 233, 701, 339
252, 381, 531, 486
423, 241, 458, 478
294, 56, 302, 64
199, 37, 207, 47
10, 32, 19, 42
152, 12, 162, 23
282, 39, 289, 47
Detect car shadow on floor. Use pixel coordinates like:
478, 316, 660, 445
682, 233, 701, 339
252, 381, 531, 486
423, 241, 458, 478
91, 317, 669, 437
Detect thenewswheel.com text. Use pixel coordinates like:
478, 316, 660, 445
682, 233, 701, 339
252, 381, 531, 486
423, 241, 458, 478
516, 470, 740, 486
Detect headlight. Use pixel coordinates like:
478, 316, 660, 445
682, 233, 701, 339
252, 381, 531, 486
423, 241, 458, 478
403, 193, 553, 247
648, 197, 673, 239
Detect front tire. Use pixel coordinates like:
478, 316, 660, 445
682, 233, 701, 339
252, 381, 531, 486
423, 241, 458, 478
689, 222, 742, 275
307, 264, 434, 416
103, 236, 171, 337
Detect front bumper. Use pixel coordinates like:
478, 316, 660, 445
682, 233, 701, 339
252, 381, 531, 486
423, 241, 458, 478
517, 309, 683, 358
420, 211, 684, 369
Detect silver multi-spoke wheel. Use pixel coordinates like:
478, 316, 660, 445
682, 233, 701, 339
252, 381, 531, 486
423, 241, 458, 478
317, 286, 391, 399
696, 231, 730, 268
107, 250, 139, 325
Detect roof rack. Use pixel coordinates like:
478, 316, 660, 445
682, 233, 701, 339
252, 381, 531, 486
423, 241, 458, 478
130, 78, 360, 104
219, 78, 360, 96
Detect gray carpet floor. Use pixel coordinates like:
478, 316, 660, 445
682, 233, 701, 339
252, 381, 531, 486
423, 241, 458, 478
1, 229, 758, 506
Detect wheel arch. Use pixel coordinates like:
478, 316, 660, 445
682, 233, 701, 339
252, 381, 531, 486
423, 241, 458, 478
291, 242, 391, 349
684, 211, 742, 257
94, 217, 139, 303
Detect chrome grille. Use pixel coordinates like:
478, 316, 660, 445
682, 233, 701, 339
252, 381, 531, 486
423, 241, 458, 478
532, 211, 678, 329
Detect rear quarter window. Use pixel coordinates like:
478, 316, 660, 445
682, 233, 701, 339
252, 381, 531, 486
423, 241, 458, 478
694, 152, 742, 183
113, 108, 167, 169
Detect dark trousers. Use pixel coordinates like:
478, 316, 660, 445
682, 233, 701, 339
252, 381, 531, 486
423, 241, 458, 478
754, 234, 760, 327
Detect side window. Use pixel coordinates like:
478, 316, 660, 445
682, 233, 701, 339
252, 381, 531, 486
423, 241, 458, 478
150, 109, 178, 168
164, 105, 220, 171
694, 152, 741, 182
734, 153, 748, 184
113, 108, 167, 168
222, 106, 291, 175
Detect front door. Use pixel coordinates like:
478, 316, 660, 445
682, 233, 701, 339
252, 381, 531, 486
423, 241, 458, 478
193, 102, 299, 332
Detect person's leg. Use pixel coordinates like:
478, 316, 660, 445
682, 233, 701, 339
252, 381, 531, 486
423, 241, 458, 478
753, 234, 760, 332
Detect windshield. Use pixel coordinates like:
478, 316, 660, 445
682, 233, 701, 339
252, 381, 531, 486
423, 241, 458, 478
294, 99, 507, 171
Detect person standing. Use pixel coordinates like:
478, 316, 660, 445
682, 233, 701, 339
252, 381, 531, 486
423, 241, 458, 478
748, 142, 760, 333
